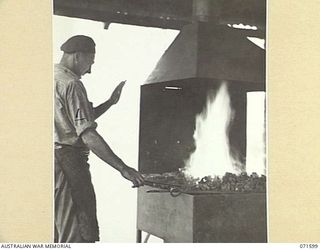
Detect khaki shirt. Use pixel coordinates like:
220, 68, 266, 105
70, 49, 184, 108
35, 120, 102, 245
54, 64, 97, 149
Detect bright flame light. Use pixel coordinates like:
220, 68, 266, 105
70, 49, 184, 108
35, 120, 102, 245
227, 23, 258, 30
184, 82, 241, 178
246, 92, 266, 175
247, 37, 265, 50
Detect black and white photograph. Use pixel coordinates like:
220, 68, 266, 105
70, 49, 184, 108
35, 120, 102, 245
53, 0, 267, 243
2, 0, 320, 246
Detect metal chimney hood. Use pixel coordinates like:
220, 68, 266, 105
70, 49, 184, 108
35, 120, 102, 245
145, 22, 265, 91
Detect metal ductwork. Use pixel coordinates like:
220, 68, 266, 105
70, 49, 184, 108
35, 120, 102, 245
145, 22, 265, 90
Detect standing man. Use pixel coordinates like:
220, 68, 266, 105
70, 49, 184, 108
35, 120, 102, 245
54, 35, 144, 243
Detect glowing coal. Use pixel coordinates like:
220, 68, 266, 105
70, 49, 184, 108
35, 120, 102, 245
184, 82, 242, 178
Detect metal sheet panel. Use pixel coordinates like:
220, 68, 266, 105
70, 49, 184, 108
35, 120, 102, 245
145, 23, 265, 87
137, 187, 267, 242
137, 187, 194, 242
193, 192, 267, 242
53, 0, 266, 30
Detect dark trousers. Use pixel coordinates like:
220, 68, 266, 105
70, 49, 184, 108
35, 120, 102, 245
54, 146, 99, 243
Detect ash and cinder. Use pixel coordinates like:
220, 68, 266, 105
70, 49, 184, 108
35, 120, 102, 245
143, 171, 266, 193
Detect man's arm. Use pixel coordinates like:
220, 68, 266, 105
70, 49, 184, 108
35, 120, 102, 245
81, 128, 144, 187
93, 99, 113, 120
93, 81, 126, 120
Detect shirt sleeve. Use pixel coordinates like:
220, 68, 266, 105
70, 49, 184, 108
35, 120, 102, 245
66, 80, 97, 136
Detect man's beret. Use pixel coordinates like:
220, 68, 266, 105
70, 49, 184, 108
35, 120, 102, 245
60, 35, 96, 53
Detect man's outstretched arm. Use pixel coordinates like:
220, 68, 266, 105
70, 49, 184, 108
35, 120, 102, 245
93, 81, 126, 120
81, 128, 144, 187
93, 100, 113, 120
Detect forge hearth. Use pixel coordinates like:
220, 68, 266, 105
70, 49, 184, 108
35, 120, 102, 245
137, 186, 267, 243
137, 172, 267, 242
142, 171, 266, 193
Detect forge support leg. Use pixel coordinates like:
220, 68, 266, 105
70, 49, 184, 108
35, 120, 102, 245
136, 229, 142, 243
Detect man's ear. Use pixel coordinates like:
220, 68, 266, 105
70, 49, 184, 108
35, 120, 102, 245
74, 52, 81, 64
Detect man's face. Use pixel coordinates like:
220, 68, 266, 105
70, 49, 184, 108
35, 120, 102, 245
77, 52, 95, 76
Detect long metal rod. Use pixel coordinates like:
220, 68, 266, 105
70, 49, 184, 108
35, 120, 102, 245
144, 180, 183, 188
144, 233, 151, 243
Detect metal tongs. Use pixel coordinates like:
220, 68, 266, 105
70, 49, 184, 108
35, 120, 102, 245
144, 180, 183, 197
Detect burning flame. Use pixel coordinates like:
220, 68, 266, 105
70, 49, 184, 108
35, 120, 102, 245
184, 82, 242, 178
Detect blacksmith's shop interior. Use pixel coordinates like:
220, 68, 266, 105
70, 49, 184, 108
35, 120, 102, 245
54, 0, 267, 243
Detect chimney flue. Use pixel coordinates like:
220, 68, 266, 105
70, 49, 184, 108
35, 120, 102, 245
192, 0, 210, 22
192, 0, 222, 23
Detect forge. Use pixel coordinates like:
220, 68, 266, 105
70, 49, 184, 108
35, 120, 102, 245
137, 8, 266, 243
